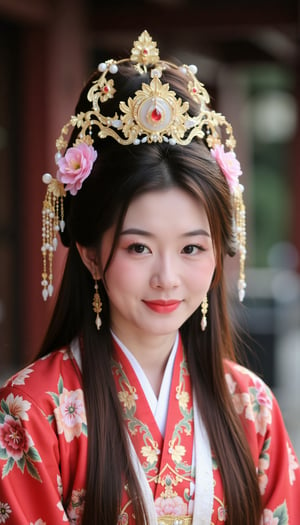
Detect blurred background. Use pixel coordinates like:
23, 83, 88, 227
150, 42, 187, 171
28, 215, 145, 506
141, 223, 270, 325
0, 0, 299, 455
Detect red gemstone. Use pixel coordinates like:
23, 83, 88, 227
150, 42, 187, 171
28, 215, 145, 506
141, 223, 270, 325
143, 48, 148, 55
151, 108, 162, 122
103, 86, 109, 93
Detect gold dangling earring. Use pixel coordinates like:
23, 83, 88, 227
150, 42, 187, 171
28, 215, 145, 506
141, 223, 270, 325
92, 279, 102, 330
201, 295, 208, 331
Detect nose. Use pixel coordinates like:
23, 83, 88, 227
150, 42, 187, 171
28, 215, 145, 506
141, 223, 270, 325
150, 254, 180, 289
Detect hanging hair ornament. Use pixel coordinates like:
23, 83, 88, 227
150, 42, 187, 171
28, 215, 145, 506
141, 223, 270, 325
201, 296, 208, 331
41, 173, 65, 301
41, 30, 246, 301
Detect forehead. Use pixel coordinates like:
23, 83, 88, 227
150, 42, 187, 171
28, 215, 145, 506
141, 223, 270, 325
123, 187, 210, 232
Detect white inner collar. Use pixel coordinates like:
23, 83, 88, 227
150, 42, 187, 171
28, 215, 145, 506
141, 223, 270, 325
111, 331, 179, 437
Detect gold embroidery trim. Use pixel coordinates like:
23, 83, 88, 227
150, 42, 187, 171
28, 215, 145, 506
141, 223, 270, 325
157, 516, 192, 525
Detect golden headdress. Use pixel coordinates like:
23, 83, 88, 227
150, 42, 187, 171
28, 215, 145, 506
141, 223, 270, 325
41, 30, 246, 302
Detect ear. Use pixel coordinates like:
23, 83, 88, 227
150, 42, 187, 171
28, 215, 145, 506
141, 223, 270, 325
76, 243, 101, 280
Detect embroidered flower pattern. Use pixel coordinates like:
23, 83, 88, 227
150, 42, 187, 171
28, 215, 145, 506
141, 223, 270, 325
168, 443, 186, 464
141, 442, 160, 466
4, 393, 31, 420
249, 379, 273, 436
175, 386, 189, 411
56, 142, 97, 196
67, 488, 86, 524
154, 495, 187, 516
211, 143, 242, 193
0, 502, 12, 523
217, 504, 227, 521
260, 502, 289, 524
226, 369, 273, 436
0, 349, 298, 522
258, 438, 271, 495
118, 387, 138, 411
113, 348, 196, 522
56, 473, 69, 521
11, 367, 34, 387
0, 395, 41, 480
287, 442, 299, 485
118, 513, 129, 525
48, 376, 87, 443
260, 509, 279, 525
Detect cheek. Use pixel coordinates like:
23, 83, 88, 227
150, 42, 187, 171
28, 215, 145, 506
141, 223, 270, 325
190, 256, 216, 289
104, 257, 142, 291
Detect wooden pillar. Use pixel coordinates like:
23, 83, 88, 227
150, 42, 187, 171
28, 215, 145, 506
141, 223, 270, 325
20, 28, 48, 364
21, 0, 87, 363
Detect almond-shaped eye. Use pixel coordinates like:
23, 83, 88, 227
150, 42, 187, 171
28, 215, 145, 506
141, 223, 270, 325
128, 243, 151, 254
181, 244, 204, 255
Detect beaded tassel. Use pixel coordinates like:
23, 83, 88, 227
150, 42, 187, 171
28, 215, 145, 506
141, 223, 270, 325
234, 184, 247, 302
41, 174, 65, 301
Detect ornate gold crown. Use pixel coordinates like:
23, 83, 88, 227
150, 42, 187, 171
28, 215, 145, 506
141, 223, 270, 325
56, 30, 236, 151
41, 30, 246, 302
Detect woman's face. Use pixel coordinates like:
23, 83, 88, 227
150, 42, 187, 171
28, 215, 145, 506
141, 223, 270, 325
100, 187, 216, 348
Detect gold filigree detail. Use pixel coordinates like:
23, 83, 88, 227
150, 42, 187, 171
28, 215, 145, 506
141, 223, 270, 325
47, 179, 65, 199
141, 440, 160, 465
157, 516, 192, 525
53, 30, 236, 152
120, 75, 189, 143
88, 76, 116, 106
118, 386, 138, 411
175, 385, 190, 411
187, 78, 210, 107
130, 30, 159, 71
168, 442, 186, 465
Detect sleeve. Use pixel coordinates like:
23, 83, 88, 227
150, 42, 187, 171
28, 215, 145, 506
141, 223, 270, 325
0, 385, 69, 524
225, 361, 300, 525
259, 392, 300, 525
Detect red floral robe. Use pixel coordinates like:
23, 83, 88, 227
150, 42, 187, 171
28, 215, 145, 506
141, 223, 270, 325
0, 336, 299, 524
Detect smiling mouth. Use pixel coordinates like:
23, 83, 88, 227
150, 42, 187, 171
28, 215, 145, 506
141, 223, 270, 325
143, 300, 181, 313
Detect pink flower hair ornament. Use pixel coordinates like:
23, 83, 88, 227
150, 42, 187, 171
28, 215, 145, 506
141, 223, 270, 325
41, 141, 97, 301
210, 144, 242, 194
210, 144, 246, 302
56, 142, 98, 196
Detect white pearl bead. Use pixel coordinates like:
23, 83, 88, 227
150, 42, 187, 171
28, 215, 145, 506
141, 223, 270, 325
189, 64, 198, 75
109, 63, 118, 74
55, 152, 62, 164
42, 173, 52, 184
98, 62, 107, 72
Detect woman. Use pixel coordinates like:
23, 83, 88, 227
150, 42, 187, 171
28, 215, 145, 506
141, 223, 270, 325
0, 31, 299, 524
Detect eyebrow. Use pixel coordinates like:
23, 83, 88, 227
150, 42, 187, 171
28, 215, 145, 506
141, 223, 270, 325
120, 228, 211, 238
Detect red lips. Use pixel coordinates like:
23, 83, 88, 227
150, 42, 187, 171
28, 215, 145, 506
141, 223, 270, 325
143, 300, 181, 313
